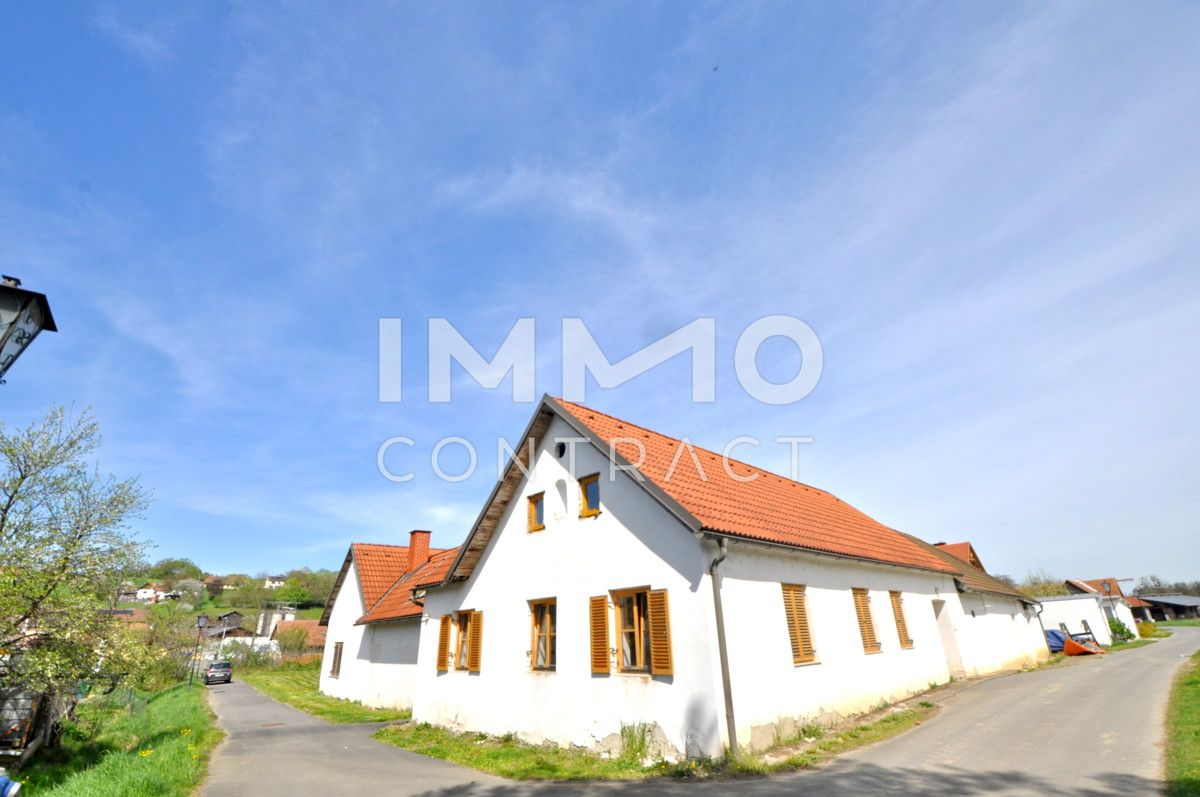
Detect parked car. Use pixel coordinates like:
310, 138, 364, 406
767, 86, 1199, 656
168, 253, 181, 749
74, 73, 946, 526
202, 661, 233, 685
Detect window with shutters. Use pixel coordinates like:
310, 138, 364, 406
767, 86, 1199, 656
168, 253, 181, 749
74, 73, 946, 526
781, 584, 816, 664
454, 610, 483, 672
579, 473, 601, 517
589, 595, 610, 674
852, 588, 881, 654
530, 599, 556, 670
889, 591, 913, 649
436, 615, 451, 671
611, 587, 672, 675
527, 492, 545, 532
330, 641, 343, 677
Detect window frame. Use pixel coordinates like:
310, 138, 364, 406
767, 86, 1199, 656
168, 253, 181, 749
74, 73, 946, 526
330, 641, 343, 678
527, 492, 546, 532
781, 583, 817, 665
889, 590, 914, 650
852, 588, 882, 655
579, 473, 601, 518
455, 611, 474, 670
611, 587, 651, 673
529, 598, 557, 671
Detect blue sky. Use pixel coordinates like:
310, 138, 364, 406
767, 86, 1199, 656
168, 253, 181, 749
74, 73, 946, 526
2, 2, 1197, 582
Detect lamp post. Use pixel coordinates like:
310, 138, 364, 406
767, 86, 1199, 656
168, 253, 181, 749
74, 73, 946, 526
0, 275, 57, 384
189, 614, 210, 687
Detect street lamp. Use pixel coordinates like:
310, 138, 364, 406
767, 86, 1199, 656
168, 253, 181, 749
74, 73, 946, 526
189, 614, 210, 687
0, 275, 57, 384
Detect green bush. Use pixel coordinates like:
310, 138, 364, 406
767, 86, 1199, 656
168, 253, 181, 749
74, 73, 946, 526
1137, 620, 1158, 639
1109, 618, 1134, 643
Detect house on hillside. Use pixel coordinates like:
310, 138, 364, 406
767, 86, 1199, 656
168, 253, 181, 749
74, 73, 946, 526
1064, 578, 1141, 635
263, 575, 287, 590
134, 583, 166, 603
318, 531, 452, 710
1137, 595, 1200, 621
365, 396, 1044, 757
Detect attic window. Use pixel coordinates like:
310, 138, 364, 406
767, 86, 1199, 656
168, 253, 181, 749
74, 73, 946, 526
579, 473, 601, 517
528, 492, 545, 532
555, 442, 567, 458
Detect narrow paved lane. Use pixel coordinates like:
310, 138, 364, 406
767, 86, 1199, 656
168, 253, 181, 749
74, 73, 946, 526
204, 627, 1197, 796
201, 680, 502, 796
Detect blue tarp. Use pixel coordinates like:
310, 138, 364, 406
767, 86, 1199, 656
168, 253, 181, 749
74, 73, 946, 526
1045, 629, 1066, 652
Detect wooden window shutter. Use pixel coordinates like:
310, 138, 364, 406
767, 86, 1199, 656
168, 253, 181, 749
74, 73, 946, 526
781, 584, 816, 664
468, 611, 483, 672
589, 595, 610, 674
647, 589, 673, 676
890, 591, 913, 649
436, 614, 451, 671
852, 588, 881, 653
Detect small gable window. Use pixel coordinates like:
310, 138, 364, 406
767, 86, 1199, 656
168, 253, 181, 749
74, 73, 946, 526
528, 492, 545, 532
579, 473, 601, 517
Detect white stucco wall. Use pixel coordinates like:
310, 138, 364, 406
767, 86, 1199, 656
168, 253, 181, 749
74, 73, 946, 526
364, 621, 422, 709
319, 561, 370, 702
412, 415, 724, 757
1038, 595, 1114, 646
716, 544, 958, 748
944, 592, 1049, 675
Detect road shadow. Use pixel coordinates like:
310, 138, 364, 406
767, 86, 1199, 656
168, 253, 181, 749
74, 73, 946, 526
406, 763, 1162, 796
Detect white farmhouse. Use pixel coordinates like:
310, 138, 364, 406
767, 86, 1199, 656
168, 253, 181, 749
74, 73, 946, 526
318, 531, 453, 710
387, 397, 1048, 757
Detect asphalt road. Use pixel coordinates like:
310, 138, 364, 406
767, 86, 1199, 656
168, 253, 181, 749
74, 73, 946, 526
203, 627, 1197, 796
201, 680, 504, 796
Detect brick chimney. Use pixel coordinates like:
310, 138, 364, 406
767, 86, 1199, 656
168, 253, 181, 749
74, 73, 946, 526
408, 530, 431, 570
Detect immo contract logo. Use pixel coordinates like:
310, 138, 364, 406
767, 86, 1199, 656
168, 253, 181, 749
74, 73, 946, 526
376, 316, 822, 483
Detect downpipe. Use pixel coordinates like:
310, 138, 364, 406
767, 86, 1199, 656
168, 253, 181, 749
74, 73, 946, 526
709, 536, 738, 755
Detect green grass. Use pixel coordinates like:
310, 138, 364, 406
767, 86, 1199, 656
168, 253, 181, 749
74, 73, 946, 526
374, 705, 937, 781
374, 723, 652, 780
240, 661, 409, 723
294, 606, 325, 619
18, 683, 222, 796
1161, 619, 1200, 628
1167, 650, 1200, 796
1108, 638, 1160, 652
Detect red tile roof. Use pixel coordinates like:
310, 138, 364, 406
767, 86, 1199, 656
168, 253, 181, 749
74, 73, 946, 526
553, 398, 958, 575
358, 548, 461, 625
1082, 578, 1124, 597
352, 543, 414, 608
934, 542, 985, 570
1126, 595, 1153, 608
271, 619, 327, 647
906, 535, 1031, 602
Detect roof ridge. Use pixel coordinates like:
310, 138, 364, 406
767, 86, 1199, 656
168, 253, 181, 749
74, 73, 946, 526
553, 397, 837, 499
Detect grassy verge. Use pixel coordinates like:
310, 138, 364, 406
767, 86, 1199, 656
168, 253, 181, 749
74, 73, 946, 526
19, 683, 222, 796
239, 661, 409, 723
1167, 650, 1200, 796
1108, 639, 1160, 652
373, 704, 937, 780
1161, 619, 1200, 628
374, 723, 650, 779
